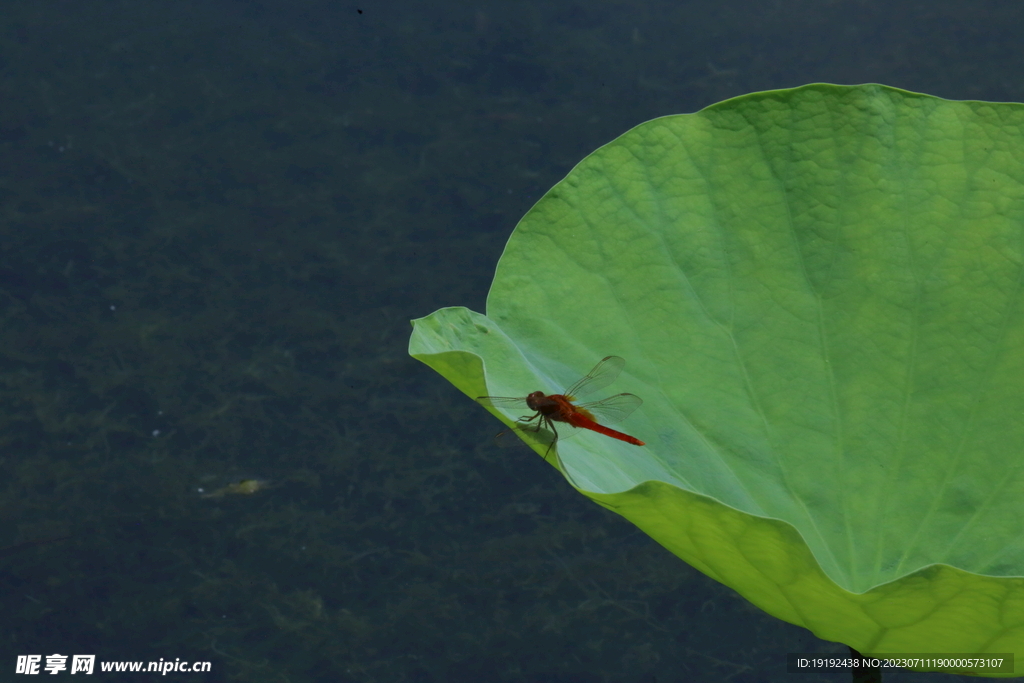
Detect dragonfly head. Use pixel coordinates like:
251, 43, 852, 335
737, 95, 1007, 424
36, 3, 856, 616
525, 391, 554, 411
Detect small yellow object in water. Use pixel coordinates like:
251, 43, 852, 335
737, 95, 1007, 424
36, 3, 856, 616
200, 479, 270, 499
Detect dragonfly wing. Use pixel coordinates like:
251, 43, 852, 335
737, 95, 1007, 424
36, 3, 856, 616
563, 356, 625, 399
476, 396, 529, 409
577, 392, 642, 424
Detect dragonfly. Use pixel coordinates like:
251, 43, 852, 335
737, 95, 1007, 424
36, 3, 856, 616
476, 356, 645, 481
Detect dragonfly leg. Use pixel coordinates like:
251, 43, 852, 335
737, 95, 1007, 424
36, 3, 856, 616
543, 420, 558, 456
543, 420, 581, 488
518, 414, 544, 433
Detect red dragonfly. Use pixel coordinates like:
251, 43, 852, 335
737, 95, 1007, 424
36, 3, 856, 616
476, 356, 645, 463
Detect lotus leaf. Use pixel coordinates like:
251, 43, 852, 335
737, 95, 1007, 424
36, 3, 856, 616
409, 84, 1024, 676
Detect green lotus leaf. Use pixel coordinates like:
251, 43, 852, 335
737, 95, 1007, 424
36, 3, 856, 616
408, 84, 1024, 676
